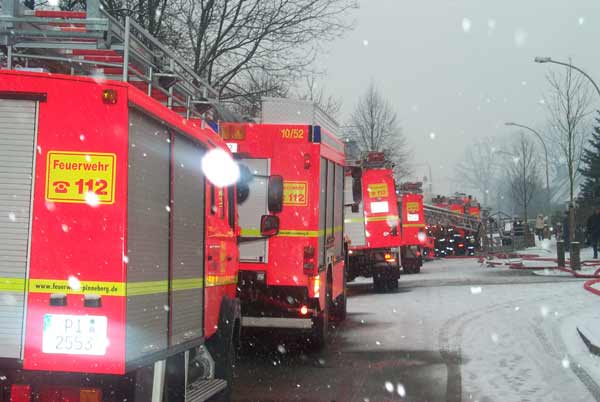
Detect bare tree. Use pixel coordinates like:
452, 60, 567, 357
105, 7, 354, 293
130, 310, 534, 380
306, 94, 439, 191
225, 71, 290, 119
508, 134, 541, 223
346, 83, 411, 178
456, 137, 500, 205
297, 74, 342, 119
544, 64, 592, 240
170, 0, 356, 99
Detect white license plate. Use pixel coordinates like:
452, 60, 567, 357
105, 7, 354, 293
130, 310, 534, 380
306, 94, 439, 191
42, 314, 108, 356
226, 142, 238, 153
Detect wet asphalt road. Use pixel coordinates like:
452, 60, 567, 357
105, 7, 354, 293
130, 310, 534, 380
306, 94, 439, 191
231, 258, 599, 402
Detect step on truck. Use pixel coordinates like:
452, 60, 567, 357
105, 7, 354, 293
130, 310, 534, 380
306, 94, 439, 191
221, 98, 348, 348
344, 152, 402, 292
0, 1, 242, 400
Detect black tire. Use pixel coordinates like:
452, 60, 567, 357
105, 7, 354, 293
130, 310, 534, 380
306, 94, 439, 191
403, 265, 413, 274
331, 266, 347, 322
332, 292, 347, 322
311, 271, 331, 349
413, 265, 421, 274
207, 324, 237, 402
310, 301, 329, 350
373, 276, 385, 292
386, 278, 399, 290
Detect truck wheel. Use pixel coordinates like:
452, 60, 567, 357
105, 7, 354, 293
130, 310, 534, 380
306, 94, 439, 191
332, 267, 347, 322
311, 301, 329, 350
311, 273, 331, 349
413, 265, 421, 274
332, 291, 347, 321
386, 278, 399, 290
373, 276, 385, 292
209, 329, 236, 402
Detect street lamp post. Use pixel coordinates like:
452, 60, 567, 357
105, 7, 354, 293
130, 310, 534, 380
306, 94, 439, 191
535, 57, 600, 98
505, 122, 551, 210
414, 162, 433, 195
534, 56, 600, 245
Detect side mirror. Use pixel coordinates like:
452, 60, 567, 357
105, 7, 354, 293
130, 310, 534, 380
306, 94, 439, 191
351, 204, 359, 213
260, 215, 279, 236
352, 178, 362, 204
268, 175, 284, 213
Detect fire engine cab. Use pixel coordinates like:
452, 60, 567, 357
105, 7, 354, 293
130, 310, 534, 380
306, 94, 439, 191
221, 98, 347, 348
0, 1, 241, 400
344, 152, 402, 291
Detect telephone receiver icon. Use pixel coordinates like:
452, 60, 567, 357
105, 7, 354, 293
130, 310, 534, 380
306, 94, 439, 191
53, 181, 70, 193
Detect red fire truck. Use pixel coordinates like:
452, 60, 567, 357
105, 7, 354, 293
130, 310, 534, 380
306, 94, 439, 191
344, 152, 402, 291
0, 2, 241, 401
221, 98, 348, 348
398, 186, 426, 274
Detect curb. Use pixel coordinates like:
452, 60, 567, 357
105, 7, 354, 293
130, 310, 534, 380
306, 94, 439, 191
577, 325, 600, 356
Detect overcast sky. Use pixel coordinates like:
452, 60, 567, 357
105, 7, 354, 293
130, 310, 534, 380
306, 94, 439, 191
322, 0, 600, 199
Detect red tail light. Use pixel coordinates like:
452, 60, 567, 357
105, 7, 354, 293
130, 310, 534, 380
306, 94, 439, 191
10, 385, 31, 402
304, 153, 311, 169
303, 246, 316, 274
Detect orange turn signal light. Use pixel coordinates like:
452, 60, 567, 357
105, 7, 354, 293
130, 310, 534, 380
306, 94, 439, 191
102, 89, 118, 104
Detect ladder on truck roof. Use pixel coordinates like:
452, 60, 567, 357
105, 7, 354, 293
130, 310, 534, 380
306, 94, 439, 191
0, 0, 218, 120
423, 203, 481, 233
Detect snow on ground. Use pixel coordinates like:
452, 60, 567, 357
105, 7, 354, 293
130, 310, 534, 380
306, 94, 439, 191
234, 257, 600, 402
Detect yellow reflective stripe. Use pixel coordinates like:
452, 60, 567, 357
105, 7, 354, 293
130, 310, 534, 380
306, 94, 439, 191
206, 275, 237, 287
279, 229, 319, 237
403, 223, 426, 228
366, 215, 399, 222
29, 279, 126, 296
171, 277, 204, 291
127, 281, 168, 296
0, 277, 25, 292
344, 217, 364, 224
240, 228, 261, 237
7, 277, 218, 297
242, 226, 343, 238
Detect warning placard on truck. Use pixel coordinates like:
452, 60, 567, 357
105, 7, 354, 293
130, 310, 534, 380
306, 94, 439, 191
367, 183, 388, 198
45, 151, 116, 204
283, 181, 308, 206
406, 201, 420, 222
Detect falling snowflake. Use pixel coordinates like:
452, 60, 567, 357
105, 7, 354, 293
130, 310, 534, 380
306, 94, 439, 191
277, 344, 287, 354
61, 224, 69, 232
470, 286, 482, 294
491, 333, 499, 343
562, 358, 570, 368
514, 29, 528, 47
384, 381, 394, 393
461, 18, 472, 33
79, 134, 85, 141
123, 255, 129, 263
362, 39, 369, 46
8, 212, 16, 222
68, 275, 81, 291
578, 17, 585, 25
429, 132, 436, 140
85, 191, 100, 207
397, 383, 406, 397
540, 306, 549, 317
